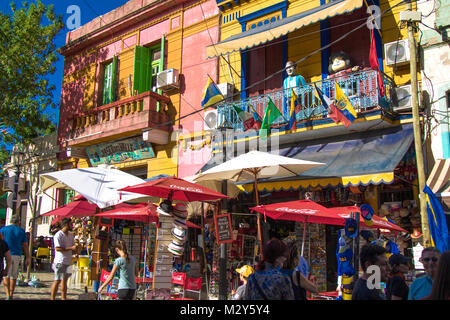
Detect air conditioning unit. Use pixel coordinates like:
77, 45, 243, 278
384, 39, 410, 66
204, 109, 218, 130
156, 68, 180, 91
2, 177, 11, 192
393, 85, 413, 112
216, 83, 234, 98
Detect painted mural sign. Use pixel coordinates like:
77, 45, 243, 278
86, 137, 155, 166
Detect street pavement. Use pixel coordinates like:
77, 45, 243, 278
0, 268, 87, 300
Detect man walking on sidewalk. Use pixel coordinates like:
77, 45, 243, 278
50, 218, 78, 300
0, 215, 30, 300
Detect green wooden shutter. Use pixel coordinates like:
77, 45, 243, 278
109, 55, 118, 103
133, 46, 150, 95
157, 35, 165, 111
102, 61, 113, 105
64, 190, 75, 205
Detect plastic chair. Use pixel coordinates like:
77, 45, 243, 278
32, 247, 50, 271
183, 277, 202, 300
171, 272, 186, 299
98, 269, 118, 300
74, 256, 92, 288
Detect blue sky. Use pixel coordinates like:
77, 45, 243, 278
0, 0, 130, 125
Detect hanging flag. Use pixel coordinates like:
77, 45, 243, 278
334, 82, 357, 127
288, 89, 299, 131
423, 185, 450, 253
259, 97, 283, 138
249, 105, 262, 123
201, 76, 224, 109
249, 105, 262, 130
233, 105, 256, 131
369, 28, 385, 97
314, 84, 341, 125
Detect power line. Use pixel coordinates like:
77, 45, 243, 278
146, 0, 408, 133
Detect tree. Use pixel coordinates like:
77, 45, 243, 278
0, 1, 64, 173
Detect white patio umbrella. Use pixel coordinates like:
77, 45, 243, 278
194, 150, 325, 253
39, 165, 148, 209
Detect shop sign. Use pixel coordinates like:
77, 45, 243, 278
86, 137, 155, 166
214, 213, 233, 244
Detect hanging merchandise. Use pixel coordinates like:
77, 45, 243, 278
360, 204, 374, 227
336, 231, 355, 300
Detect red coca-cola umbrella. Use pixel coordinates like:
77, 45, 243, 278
250, 200, 407, 233
41, 199, 98, 218
119, 176, 228, 202
94, 203, 158, 223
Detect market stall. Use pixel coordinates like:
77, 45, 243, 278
251, 200, 408, 296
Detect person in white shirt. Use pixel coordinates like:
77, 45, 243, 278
50, 218, 78, 300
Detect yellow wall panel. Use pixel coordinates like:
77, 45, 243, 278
148, 143, 178, 177
83, 63, 97, 110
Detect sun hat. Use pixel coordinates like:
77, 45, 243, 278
172, 202, 188, 219
236, 265, 255, 278
171, 227, 186, 241
168, 241, 184, 256
399, 208, 410, 218
173, 218, 187, 230
157, 200, 173, 216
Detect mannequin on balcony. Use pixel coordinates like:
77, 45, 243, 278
327, 52, 372, 104
283, 61, 306, 119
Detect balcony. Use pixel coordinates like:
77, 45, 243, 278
216, 69, 395, 132
65, 91, 172, 147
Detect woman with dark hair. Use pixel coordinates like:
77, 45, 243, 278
426, 250, 450, 300
280, 239, 318, 300
244, 238, 294, 300
98, 240, 138, 300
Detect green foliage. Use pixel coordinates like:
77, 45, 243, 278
0, 0, 63, 170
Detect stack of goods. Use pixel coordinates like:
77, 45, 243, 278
168, 202, 188, 257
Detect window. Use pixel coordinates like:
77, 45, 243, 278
64, 189, 76, 205
133, 36, 165, 95
101, 56, 118, 105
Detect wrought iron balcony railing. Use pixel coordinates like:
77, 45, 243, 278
216, 69, 394, 132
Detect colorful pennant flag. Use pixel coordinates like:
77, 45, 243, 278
369, 28, 385, 97
259, 97, 283, 139
287, 89, 300, 131
424, 185, 450, 253
249, 105, 262, 130
334, 82, 357, 127
201, 76, 224, 109
233, 105, 258, 131
314, 84, 341, 126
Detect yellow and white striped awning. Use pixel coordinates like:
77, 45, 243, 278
207, 0, 363, 58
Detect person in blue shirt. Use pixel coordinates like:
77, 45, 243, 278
244, 238, 294, 300
408, 247, 441, 300
0, 215, 30, 300
98, 240, 138, 300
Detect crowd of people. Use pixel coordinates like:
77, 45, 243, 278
1, 214, 449, 301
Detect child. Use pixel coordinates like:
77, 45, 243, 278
98, 240, 138, 300
232, 265, 254, 300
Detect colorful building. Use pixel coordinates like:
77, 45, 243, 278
195, 0, 425, 292
58, 0, 220, 180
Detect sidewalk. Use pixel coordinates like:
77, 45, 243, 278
0, 269, 88, 300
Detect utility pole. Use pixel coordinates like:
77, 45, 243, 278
403, 1, 431, 246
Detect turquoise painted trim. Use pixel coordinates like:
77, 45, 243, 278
237, 1, 289, 25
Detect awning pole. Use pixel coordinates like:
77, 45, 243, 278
301, 220, 307, 257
